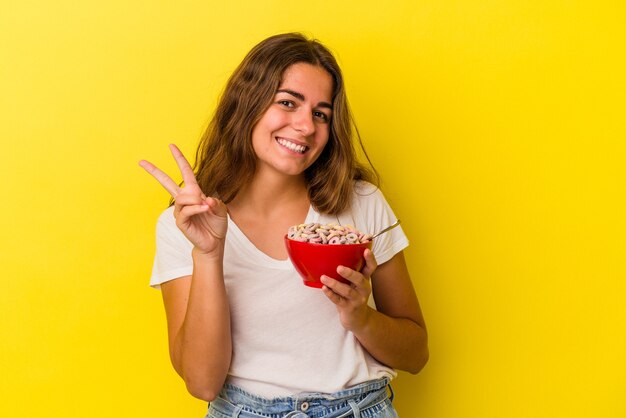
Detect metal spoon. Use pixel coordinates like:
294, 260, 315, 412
371, 219, 401, 239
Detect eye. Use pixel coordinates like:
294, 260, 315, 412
277, 100, 295, 108
313, 110, 330, 122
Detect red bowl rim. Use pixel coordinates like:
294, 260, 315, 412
284, 234, 373, 247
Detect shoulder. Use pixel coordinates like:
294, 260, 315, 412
156, 205, 176, 225
350, 180, 389, 211
157, 205, 175, 221
155, 205, 178, 233
155, 205, 189, 247
153, 205, 193, 259
353, 179, 379, 195
150, 205, 193, 288
337, 180, 394, 228
344, 180, 408, 263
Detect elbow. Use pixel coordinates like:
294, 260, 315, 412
177, 353, 231, 402
407, 344, 430, 375
407, 323, 429, 374
170, 363, 221, 401
183, 369, 228, 402
178, 357, 230, 402
185, 380, 221, 402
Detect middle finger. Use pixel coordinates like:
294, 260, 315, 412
336, 265, 367, 289
321, 276, 356, 299
169, 144, 199, 188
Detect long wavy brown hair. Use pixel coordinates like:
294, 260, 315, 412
193, 33, 378, 215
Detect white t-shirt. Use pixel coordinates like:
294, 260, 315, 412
150, 181, 409, 397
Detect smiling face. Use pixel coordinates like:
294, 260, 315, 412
251, 63, 334, 178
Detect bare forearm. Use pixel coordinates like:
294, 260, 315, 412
353, 309, 428, 374
173, 248, 232, 400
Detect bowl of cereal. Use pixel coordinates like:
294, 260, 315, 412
284, 223, 373, 288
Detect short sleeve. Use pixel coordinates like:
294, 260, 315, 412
350, 182, 409, 266
149, 206, 194, 288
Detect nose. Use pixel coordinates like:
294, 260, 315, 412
292, 108, 315, 136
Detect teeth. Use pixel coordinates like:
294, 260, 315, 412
277, 138, 307, 154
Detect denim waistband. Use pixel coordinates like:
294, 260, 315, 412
212, 378, 393, 418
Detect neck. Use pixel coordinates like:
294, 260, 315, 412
229, 171, 308, 217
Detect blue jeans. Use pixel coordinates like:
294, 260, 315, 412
205, 378, 398, 418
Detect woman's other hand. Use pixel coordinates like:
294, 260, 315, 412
320, 248, 378, 332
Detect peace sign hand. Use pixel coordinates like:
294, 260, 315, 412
139, 144, 228, 256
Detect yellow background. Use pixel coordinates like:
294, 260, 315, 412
1, 1, 624, 417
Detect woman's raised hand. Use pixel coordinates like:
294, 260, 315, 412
139, 144, 228, 255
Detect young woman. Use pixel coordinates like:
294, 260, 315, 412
140, 33, 428, 417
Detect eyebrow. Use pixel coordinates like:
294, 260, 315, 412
276, 89, 333, 109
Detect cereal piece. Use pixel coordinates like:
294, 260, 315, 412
288, 222, 371, 244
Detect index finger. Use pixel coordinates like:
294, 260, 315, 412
169, 144, 199, 187
138, 159, 181, 198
